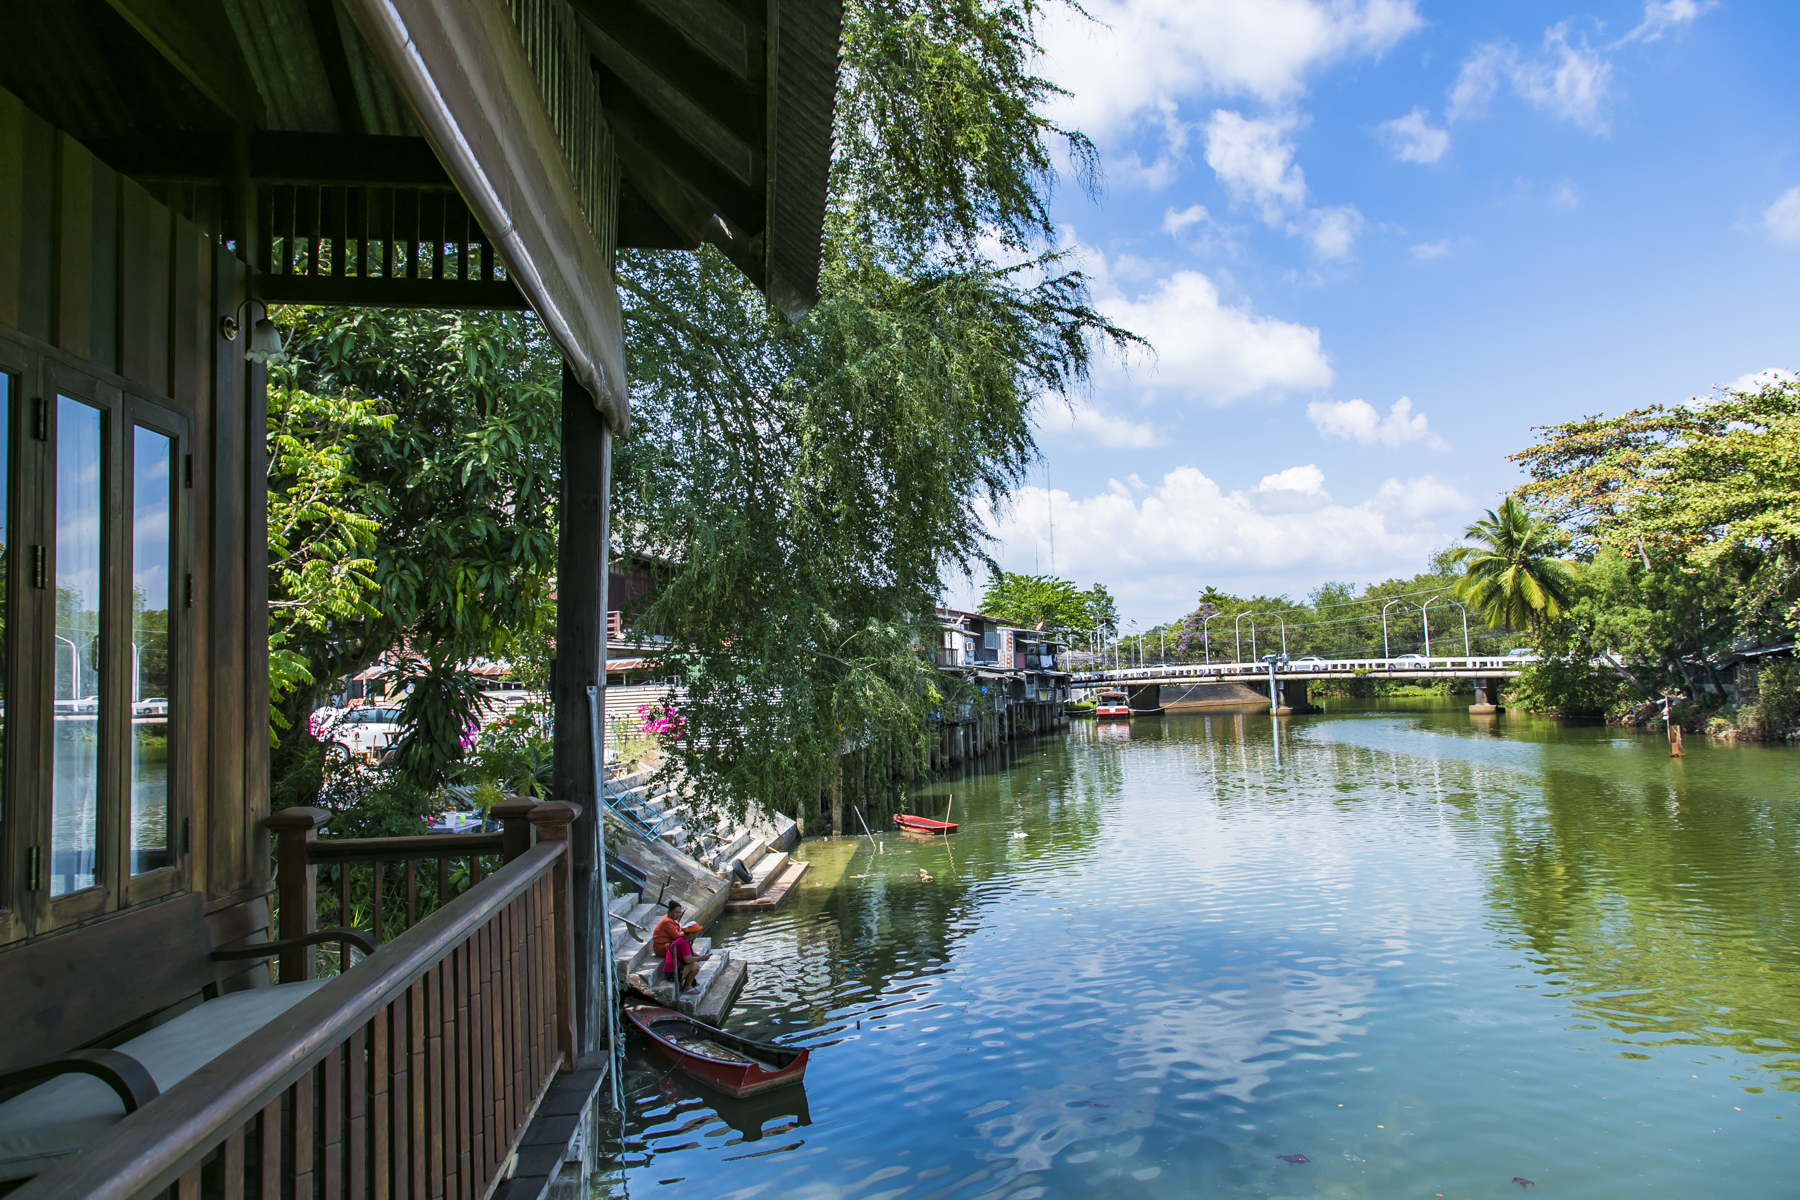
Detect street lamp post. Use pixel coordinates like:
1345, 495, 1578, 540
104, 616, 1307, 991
1381, 599, 1404, 660
1422, 596, 1472, 659
1235, 612, 1257, 664
1203, 612, 1223, 665
1419, 594, 1444, 659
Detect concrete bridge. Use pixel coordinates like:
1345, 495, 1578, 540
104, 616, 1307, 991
1072, 656, 1527, 715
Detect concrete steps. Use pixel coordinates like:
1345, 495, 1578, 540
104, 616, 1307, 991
728, 847, 790, 901
725, 857, 810, 913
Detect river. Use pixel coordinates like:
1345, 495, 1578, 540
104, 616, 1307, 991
597, 699, 1800, 1198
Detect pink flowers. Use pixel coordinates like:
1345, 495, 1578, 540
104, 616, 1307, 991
637, 702, 685, 738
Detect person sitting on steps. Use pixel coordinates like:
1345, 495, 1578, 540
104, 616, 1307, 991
651, 899, 708, 994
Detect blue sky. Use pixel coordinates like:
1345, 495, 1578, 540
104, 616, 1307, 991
956, 0, 1800, 627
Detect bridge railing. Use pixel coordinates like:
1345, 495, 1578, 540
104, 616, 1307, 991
1072, 656, 1529, 683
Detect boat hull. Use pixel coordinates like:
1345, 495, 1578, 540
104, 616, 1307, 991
625, 1005, 809, 1098
893, 814, 958, 833
1094, 707, 1133, 720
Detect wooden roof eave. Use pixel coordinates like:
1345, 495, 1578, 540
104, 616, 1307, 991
341, 0, 630, 432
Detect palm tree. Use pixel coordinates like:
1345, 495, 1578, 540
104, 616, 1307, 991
1450, 497, 1578, 632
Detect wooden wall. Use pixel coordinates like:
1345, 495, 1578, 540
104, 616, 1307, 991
0, 85, 268, 943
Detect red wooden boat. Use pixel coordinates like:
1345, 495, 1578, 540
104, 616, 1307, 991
624, 1005, 809, 1098
893, 813, 958, 834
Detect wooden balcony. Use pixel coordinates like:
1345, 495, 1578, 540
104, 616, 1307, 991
12, 802, 585, 1200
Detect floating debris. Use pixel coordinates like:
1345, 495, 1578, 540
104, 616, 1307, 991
1512, 1179, 1535, 1189
918, 869, 934, 882
1275, 1154, 1309, 1164
1011, 831, 1028, 839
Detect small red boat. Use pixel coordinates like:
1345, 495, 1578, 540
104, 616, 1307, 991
1093, 689, 1132, 719
625, 1005, 809, 1098
893, 813, 958, 834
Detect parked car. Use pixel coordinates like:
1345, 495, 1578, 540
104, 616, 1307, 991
1393, 653, 1428, 663
318, 705, 406, 761
1290, 655, 1330, 669
1504, 648, 1540, 661
133, 696, 169, 717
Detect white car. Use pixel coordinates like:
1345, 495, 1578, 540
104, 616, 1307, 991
1290, 655, 1330, 669
319, 706, 405, 761
133, 697, 169, 717
1393, 653, 1429, 663
1504, 648, 1540, 662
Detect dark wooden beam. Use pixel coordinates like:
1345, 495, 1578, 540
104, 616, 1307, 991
572, 0, 764, 164
305, 0, 366, 135
101, 0, 266, 127
252, 275, 529, 309
600, 86, 764, 238
553, 363, 611, 1060
85, 132, 453, 188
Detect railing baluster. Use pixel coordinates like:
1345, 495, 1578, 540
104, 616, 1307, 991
322, 1045, 344, 1199
454, 944, 473, 1200
221, 1125, 244, 1200
438, 858, 451, 910
372, 1007, 391, 1200
406, 860, 417, 929
428, 965, 447, 1200
409, 980, 427, 1199
372, 861, 385, 946
292, 1071, 315, 1200
339, 864, 353, 974
175, 1163, 200, 1199
348, 1024, 368, 1200
260, 1099, 280, 1200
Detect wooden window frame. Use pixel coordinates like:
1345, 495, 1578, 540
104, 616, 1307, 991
0, 347, 197, 938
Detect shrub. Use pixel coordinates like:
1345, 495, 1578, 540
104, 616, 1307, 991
1508, 657, 1628, 717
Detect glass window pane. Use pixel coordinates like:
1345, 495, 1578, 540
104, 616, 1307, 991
131, 427, 172, 875
53, 396, 103, 896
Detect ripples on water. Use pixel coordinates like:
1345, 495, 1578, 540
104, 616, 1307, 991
596, 701, 1800, 1198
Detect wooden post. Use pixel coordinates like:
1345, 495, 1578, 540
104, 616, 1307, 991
492, 795, 537, 862
265, 807, 329, 982
527, 801, 582, 1073
553, 363, 610, 1058
1670, 722, 1684, 757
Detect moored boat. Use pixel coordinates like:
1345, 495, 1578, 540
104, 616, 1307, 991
1094, 689, 1132, 719
625, 1004, 809, 1098
893, 813, 958, 834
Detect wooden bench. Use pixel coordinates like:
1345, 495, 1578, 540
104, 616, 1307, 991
0, 891, 373, 1186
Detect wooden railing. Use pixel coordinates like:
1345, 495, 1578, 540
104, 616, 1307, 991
15, 801, 581, 1200
269, 798, 541, 982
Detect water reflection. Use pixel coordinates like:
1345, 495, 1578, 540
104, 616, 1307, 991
604, 702, 1800, 1199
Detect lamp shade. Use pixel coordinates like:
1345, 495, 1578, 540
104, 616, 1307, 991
245, 318, 288, 364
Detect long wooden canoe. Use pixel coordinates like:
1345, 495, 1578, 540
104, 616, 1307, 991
893, 813, 958, 834
624, 1005, 809, 1098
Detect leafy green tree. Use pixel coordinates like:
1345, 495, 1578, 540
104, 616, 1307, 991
1449, 497, 1578, 634
979, 573, 1085, 636
612, 0, 1132, 814
268, 308, 560, 799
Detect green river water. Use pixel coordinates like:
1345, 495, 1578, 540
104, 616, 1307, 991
598, 700, 1800, 1199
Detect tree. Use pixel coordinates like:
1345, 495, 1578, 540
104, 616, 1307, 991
268, 308, 561, 799
979, 573, 1084, 636
1449, 497, 1578, 633
1515, 377, 1800, 629
611, 0, 1133, 814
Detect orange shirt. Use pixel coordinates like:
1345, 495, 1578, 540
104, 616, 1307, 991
652, 915, 683, 957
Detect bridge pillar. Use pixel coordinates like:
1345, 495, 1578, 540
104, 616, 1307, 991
1470, 678, 1503, 715
1273, 678, 1316, 715
1127, 684, 1164, 714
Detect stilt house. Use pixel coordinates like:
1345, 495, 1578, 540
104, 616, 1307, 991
0, 0, 840, 1195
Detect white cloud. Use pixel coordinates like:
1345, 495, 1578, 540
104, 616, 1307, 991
1203, 111, 1309, 219
1033, 396, 1165, 449
1162, 204, 1209, 235
1616, 0, 1716, 46
1377, 107, 1450, 163
1549, 182, 1581, 208
1447, 27, 1614, 134
1514, 25, 1613, 133
987, 467, 1472, 608
1039, 0, 1422, 140
1761, 186, 1800, 246
1307, 396, 1448, 449
1722, 368, 1797, 394
1081, 244, 1334, 404
1410, 240, 1452, 260
1201, 111, 1362, 259
1299, 205, 1364, 260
